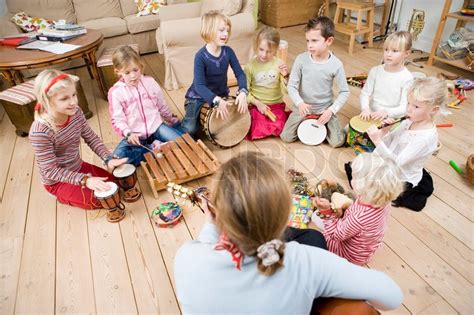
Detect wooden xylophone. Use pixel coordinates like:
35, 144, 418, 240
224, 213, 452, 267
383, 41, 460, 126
140, 133, 220, 198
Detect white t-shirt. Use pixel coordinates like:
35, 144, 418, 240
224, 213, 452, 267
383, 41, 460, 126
360, 65, 413, 117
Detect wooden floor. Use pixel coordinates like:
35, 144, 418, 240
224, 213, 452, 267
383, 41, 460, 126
0, 25, 473, 314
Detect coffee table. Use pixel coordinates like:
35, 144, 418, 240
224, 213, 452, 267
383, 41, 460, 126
0, 29, 107, 98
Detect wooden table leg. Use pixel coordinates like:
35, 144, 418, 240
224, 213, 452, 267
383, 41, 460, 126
0, 71, 15, 88
85, 50, 107, 99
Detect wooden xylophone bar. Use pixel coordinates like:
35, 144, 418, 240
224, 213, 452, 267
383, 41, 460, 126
140, 133, 220, 198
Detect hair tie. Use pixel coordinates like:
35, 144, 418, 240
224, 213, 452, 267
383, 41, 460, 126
257, 239, 283, 267
44, 73, 69, 94
34, 103, 42, 111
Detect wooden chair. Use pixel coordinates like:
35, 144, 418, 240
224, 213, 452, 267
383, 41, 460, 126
334, 0, 375, 54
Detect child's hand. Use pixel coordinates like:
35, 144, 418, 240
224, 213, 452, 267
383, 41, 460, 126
216, 99, 229, 120
254, 100, 270, 115
86, 176, 111, 192
278, 63, 289, 77
371, 110, 388, 121
367, 125, 384, 145
359, 109, 372, 120
315, 197, 331, 210
235, 93, 248, 114
318, 109, 333, 124
127, 134, 141, 145
197, 195, 215, 224
107, 157, 128, 172
298, 102, 310, 117
382, 117, 396, 126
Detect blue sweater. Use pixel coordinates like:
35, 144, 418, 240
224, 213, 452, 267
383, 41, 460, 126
185, 45, 247, 104
175, 223, 403, 314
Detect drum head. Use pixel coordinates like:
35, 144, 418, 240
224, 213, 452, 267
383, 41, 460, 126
204, 101, 251, 148
349, 116, 381, 132
297, 119, 327, 146
113, 163, 136, 178
94, 182, 118, 198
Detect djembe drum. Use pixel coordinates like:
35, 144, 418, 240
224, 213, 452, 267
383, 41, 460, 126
94, 182, 126, 223
113, 163, 141, 202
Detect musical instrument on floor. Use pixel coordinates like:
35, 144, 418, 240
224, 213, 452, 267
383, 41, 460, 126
200, 96, 251, 148
346, 116, 378, 154
166, 182, 215, 214
113, 163, 141, 202
140, 133, 220, 198
347, 116, 408, 154
93, 182, 126, 223
151, 201, 183, 228
297, 114, 327, 146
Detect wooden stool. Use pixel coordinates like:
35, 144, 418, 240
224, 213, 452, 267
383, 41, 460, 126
97, 44, 140, 93
334, 1, 375, 54
0, 77, 92, 137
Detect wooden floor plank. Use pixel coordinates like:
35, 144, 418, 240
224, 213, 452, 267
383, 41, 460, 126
0, 118, 16, 203
369, 245, 457, 314
118, 189, 181, 314
15, 167, 57, 314
56, 204, 96, 314
87, 211, 137, 314
384, 218, 473, 314
0, 137, 34, 314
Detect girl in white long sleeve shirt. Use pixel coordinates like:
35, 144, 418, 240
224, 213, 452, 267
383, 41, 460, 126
359, 31, 413, 121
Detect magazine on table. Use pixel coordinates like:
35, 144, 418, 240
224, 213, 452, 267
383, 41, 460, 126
17, 40, 81, 54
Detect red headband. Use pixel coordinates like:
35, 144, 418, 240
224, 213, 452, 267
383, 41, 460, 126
44, 73, 70, 94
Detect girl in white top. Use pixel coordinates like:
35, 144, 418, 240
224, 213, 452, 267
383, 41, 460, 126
175, 151, 403, 314
366, 77, 447, 211
360, 31, 414, 121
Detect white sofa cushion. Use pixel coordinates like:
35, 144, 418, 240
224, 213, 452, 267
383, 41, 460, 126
200, 0, 242, 16
73, 0, 123, 22
125, 14, 160, 34
80, 17, 128, 38
6, 0, 76, 22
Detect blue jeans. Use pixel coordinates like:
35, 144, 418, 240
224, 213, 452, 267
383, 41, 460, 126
113, 123, 183, 166
177, 98, 206, 137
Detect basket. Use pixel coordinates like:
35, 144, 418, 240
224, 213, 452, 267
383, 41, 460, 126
467, 154, 474, 185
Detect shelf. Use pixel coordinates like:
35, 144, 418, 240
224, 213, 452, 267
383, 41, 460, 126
433, 55, 473, 72
446, 11, 474, 22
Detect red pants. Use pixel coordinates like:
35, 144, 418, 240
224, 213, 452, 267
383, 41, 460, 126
44, 162, 115, 210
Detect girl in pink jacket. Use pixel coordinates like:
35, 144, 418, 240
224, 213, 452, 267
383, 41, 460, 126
108, 45, 182, 165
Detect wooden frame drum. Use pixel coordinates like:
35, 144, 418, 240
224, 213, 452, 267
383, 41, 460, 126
199, 96, 251, 148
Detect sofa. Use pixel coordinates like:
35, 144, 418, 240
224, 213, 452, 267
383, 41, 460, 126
0, 0, 187, 54
156, 0, 256, 90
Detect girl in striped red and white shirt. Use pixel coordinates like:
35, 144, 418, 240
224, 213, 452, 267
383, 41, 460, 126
318, 153, 403, 265
29, 69, 127, 209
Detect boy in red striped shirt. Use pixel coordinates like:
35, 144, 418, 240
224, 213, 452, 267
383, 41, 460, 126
314, 153, 403, 265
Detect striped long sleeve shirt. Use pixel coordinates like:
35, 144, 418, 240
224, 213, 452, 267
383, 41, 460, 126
323, 198, 391, 265
29, 109, 111, 186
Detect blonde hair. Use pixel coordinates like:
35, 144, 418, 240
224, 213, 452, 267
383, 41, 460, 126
408, 77, 448, 116
200, 10, 232, 43
34, 69, 77, 132
112, 45, 144, 72
255, 26, 280, 54
383, 31, 412, 52
351, 153, 403, 208
212, 151, 291, 276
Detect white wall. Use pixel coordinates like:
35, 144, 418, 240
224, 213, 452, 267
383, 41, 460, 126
394, 0, 471, 52
0, 0, 7, 16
